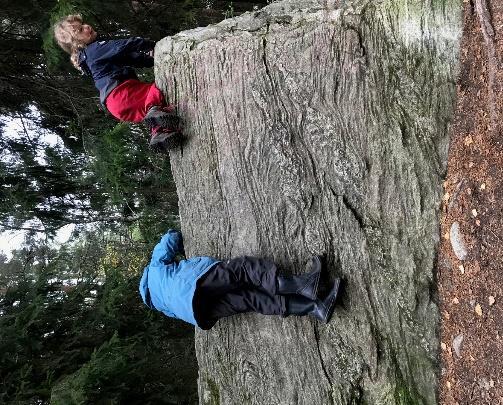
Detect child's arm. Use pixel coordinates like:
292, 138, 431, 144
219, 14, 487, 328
124, 51, 154, 68
106, 37, 156, 68
149, 229, 185, 266
114, 37, 156, 54
93, 37, 155, 66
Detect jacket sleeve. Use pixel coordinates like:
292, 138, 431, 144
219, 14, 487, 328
112, 37, 155, 64
149, 229, 184, 266
114, 37, 156, 53
126, 51, 154, 68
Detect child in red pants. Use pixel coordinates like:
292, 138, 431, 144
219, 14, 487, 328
54, 14, 180, 150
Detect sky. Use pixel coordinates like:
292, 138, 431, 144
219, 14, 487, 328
0, 224, 75, 260
0, 110, 73, 259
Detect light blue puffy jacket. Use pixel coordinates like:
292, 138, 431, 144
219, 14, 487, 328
139, 230, 220, 326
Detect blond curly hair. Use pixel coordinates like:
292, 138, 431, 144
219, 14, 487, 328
53, 14, 88, 72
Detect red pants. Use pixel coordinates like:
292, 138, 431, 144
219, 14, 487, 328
105, 79, 165, 123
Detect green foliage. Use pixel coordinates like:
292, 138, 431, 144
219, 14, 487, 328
0, 117, 177, 237
42, 0, 81, 70
224, 2, 235, 19
92, 124, 138, 205
205, 377, 221, 405
0, 129, 110, 234
89, 122, 180, 241
50, 333, 136, 405
0, 237, 197, 405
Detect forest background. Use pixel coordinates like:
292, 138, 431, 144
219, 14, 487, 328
0, 0, 268, 403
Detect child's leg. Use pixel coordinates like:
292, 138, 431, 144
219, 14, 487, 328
194, 261, 342, 328
106, 80, 182, 150
105, 79, 155, 122
196, 289, 286, 330
198, 257, 279, 299
143, 84, 183, 150
199, 256, 322, 300
144, 83, 166, 112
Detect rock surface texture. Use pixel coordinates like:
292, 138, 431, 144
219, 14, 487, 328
155, 1, 461, 403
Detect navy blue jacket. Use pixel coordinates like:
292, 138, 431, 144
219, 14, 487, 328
139, 230, 220, 327
78, 37, 155, 104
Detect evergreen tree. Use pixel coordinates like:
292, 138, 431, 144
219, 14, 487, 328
0, 125, 110, 234
0, 234, 197, 404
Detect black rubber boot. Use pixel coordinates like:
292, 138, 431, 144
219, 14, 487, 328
284, 278, 341, 323
277, 256, 322, 300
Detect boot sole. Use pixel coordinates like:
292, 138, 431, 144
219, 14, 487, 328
149, 131, 183, 151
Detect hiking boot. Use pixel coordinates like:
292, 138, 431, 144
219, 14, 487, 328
149, 128, 182, 151
144, 105, 182, 130
144, 105, 183, 150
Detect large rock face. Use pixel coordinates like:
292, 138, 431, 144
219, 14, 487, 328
155, 1, 461, 403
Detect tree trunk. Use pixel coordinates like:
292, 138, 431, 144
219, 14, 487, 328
155, 0, 461, 403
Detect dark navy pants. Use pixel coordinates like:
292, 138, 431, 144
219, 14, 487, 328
194, 256, 286, 330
